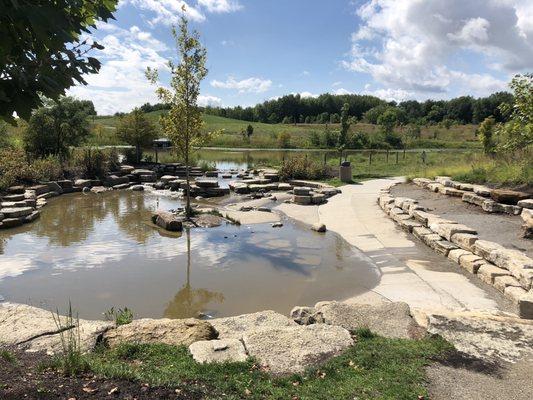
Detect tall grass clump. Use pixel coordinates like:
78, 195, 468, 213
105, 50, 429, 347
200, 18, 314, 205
279, 155, 332, 181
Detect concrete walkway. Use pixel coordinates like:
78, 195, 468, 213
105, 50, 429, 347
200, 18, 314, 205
276, 178, 508, 317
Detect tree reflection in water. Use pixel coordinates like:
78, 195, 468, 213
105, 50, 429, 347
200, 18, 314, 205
164, 228, 224, 319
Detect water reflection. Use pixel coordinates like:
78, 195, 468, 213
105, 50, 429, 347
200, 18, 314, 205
0, 191, 380, 319
164, 230, 224, 319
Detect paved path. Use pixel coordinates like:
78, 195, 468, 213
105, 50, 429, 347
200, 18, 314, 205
277, 178, 508, 316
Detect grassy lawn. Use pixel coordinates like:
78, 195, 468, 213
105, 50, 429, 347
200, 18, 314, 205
84, 331, 451, 400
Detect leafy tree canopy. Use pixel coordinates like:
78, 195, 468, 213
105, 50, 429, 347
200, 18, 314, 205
0, 0, 117, 123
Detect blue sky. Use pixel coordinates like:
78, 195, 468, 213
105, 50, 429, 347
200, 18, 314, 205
69, 0, 533, 115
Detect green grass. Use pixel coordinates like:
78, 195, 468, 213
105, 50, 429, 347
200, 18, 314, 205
0, 350, 16, 364
86, 112, 479, 150
84, 331, 451, 400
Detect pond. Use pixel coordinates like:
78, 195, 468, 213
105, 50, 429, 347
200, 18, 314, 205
0, 190, 381, 320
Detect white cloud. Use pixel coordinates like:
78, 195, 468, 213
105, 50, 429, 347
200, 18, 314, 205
198, 94, 222, 106
197, 0, 242, 13
362, 88, 415, 102
344, 0, 533, 98
210, 77, 272, 93
332, 88, 352, 95
301, 70, 310, 76
126, 0, 206, 24
68, 23, 169, 115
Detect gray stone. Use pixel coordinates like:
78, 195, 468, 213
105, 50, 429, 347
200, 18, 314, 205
130, 185, 145, 191
482, 199, 506, 213
477, 263, 510, 285
0, 206, 33, 218
488, 249, 533, 290
430, 222, 477, 241
290, 306, 320, 325
152, 211, 183, 232
211, 310, 295, 340
427, 314, 533, 363
293, 195, 311, 205
412, 178, 432, 187
462, 192, 486, 207
448, 248, 472, 264
311, 222, 326, 232
459, 254, 485, 274
429, 239, 458, 256
473, 185, 491, 197
189, 338, 247, 363
517, 291, 533, 319
293, 186, 311, 196
399, 219, 422, 232
450, 232, 479, 252
0, 303, 114, 354
493, 275, 522, 293
518, 199, 533, 210
314, 301, 420, 339
413, 226, 433, 240
242, 324, 353, 375
74, 179, 92, 188
103, 318, 217, 348
472, 240, 503, 259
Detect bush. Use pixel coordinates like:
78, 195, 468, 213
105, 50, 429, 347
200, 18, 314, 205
277, 131, 291, 148
0, 147, 31, 189
279, 155, 332, 181
68, 148, 112, 179
30, 156, 64, 182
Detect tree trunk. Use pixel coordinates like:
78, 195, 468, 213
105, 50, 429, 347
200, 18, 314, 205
185, 151, 191, 219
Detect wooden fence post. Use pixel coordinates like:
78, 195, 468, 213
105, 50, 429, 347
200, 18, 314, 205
395, 152, 399, 164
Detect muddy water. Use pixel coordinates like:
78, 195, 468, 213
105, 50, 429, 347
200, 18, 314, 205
0, 190, 380, 320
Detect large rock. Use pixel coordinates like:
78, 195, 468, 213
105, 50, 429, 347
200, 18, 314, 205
242, 324, 353, 375
0, 303, 114, 354
0, 206, 33, 218
472, 240, 503, 259
429, 222, 477, 241
450, 232, 478, 252
427, 314, 533, 363
103, 318, 217, 348
152, 211, 183, 232
490, 189, 529, 205
518, 199, 533, 210
314, 301, 421, 339
188, 339, 247, 363
210, 310, 295, 340
487, 248, 533, 290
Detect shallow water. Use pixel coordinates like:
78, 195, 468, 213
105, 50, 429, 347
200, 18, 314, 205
0, 190, 380, 320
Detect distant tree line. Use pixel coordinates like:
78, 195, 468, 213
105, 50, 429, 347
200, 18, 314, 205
133, 91, 514, 127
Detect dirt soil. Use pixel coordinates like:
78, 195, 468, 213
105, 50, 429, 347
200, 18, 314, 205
0, 348, 204, 400
391, 183, 532, 257
427, 352, 533, 400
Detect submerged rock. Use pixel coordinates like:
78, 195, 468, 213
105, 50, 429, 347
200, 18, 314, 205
152, 211, 183, 232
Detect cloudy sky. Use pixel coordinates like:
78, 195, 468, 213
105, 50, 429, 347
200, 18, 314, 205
68, 0, 533, 115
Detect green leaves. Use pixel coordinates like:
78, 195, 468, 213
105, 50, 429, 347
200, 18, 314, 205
0, 0, 118, 123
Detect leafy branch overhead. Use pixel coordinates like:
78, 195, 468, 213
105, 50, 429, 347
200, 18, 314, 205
0, 0, 118, 123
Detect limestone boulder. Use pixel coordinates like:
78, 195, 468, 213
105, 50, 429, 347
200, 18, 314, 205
293, 186, 311, 196
488, 249, 533, 289
290, 306, 321, 325
0, 303, 114, 354
472, 240, 503, 259
490, 189, 529, 205
189, 339, 247, 364
450, 232, 478, 252
518, 199, 533, 210
314, 301, 421, 339
427, 314, 533, 363
152, 211, 183, 232
430, 222, 477, 241
210, 310, 295, 340
473, 185, 491, 197
311, 222, 326, 232
103, 318, 217, 348
242, 324, 353, 375
0, 206, 33, 218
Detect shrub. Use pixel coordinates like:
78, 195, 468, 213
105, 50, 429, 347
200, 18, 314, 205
30, 155, 64, 182
104, 307, 134, 326
0, 147, 31, 189
277, 131, 291, 148
279, 155, 332, 181
68, 148, 110, 179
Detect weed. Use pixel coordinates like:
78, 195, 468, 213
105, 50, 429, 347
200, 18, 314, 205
103, 307, 134, 326
0, 350, 16, 364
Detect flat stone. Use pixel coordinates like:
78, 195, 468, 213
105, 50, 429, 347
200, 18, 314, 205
462, 192, 486, 207
427, 182, 444, 192
482, 200, 506, 213
211, 310, 295, 340
430, 223, 477, 241
412, 178, 432, 188
74, 179, 92, 188
490, 189, 529, 205
459, 254, 485, 274
151, 211, 183, 232
450, 233, 479, 252
394, 197, 417, 209
293, 186, 311, 196
521, 208, 533, 227
399, 219, 423, 232
311, 194, 326, 204
440, 187, 465, 197
427, 314, 533, 362
435, 176, 452, 185
103, 318, 217, 348
421, 233, 443, 247
242, 324, 353, 375
130, 185, 144, 191
0, 207, 33, 218
314, 301, 420, 339
293, 195, 311, 205
430, 239, 458, 256
518, 199, 533, 210
504, 286, 528, 305
3, 193, 25, 202
188, 338, 247, 363
24, 210, 40, 223
517, 292, 533, 319
472, 240, 504, 259
0, 303, 114, 354
493, 275, 522, 293
7, 185, 25, 194
413, 226, 433, 240
196, 179, 219, 188
412, 210, 433, 226
488, 249, 533, 290
448, 248, 472, 264
477, 263, 510, 285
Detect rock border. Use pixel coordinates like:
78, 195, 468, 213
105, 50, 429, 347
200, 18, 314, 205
378, 185, 533, 319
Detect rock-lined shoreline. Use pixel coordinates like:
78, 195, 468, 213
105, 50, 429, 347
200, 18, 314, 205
378, 182, 533, 319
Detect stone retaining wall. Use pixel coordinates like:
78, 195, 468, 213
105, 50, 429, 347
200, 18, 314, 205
378, 185, 533, 319
412, 177, 532, 238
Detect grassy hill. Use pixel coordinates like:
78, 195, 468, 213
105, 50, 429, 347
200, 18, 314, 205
88, 112, 480, 149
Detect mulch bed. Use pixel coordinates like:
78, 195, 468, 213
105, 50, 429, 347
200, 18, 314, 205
0, 348, 202, 400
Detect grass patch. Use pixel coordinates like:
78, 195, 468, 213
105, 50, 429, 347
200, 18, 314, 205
85, 333, 451, 399
0, 350, 16, 364
104, 307, 134, 326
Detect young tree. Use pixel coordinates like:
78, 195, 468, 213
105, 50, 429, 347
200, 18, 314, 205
117, 108, 158, 163
478, 116, 496, 155
1, 1, 117, 123
146, 13, 217, 218
338, 103, 351, 149
24, 97, 91, 159
246, 124, 254, 140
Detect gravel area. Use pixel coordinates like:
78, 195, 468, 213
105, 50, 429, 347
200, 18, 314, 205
391, 183, 532, 257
